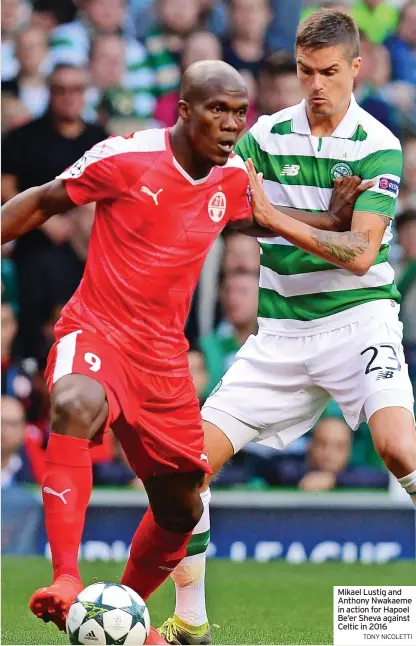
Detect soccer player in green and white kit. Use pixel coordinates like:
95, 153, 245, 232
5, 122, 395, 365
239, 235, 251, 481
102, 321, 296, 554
159, 9, 416, 644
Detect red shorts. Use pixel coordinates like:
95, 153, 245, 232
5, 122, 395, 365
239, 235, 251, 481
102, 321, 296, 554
45, 329, 211, 481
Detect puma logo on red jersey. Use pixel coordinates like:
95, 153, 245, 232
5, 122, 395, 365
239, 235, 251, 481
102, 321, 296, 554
141, 186, 163, 205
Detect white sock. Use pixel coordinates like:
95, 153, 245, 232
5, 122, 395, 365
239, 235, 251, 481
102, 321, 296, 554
171, 488, 211, 628
398, 469, 416, 506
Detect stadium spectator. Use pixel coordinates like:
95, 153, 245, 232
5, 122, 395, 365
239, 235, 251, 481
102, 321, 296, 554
1, 92, 31, 133
257, 54, 303, 116
1, 64, 107, 362
1, 395, 46, 488
353, 31, 399, 134
85, 35, 127, 122
351, 0, 399, 45
200, 271, 258, 396
222, 0, 272, 82
49, 0, 154, 117
187, 347, 209, 405
30, 0, 77, 33
222, 232, 260, 275
199, 0, 228, 39
258, 417, 389, 491
266, 0, 302, 53
87, 33, 155, 123
1, 0, 31, 82
384, 0, 416, 85
1, 302, 37, 410
154, 30, 222, 127
146, 0, 202, 97
2, 26, 51, 119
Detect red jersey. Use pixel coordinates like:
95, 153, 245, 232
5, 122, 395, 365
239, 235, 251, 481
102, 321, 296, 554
56, 128, 251, 376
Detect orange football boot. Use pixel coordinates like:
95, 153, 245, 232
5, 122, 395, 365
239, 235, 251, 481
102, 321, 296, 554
29, 575, 83, 631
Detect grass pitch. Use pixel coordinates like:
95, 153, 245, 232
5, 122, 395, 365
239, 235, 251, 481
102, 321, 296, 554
2, 557, 414, 645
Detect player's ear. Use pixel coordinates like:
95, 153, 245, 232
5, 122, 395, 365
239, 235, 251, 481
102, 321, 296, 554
351, 56, 361, 79
178, 100, 190, 122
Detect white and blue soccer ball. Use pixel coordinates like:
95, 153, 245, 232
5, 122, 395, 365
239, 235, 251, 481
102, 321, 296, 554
66, 582, 150, 645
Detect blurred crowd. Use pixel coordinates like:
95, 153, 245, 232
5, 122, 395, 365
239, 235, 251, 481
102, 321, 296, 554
1, 0, 415, 494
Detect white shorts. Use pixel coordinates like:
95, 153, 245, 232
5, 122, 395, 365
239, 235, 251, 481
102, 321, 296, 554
202, 303, 414, 453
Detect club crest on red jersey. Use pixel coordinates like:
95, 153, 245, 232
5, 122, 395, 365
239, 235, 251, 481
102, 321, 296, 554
208, 191, 227, 222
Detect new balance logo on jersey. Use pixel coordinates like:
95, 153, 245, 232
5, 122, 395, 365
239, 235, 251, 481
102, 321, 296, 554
141, 186, 163, 205
280, 164, 300, 176
43, 487, 71, 505
376, 370, 394, 381
83, 630, 98, 641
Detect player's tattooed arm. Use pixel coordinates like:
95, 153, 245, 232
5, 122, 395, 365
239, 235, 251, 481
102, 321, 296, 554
311, 229, 370, 263
246, 159, 390, 276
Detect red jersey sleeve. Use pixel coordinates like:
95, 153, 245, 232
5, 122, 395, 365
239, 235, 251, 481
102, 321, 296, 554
226, 153, 252, 222
57, 137, 129, 205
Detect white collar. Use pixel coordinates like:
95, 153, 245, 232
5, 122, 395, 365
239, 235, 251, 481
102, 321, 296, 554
172, 155, 213, 185
292, 94, 360, 139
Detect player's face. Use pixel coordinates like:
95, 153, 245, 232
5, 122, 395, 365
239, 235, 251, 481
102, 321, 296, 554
296, 45, 361, 118
187, 90, 249, 166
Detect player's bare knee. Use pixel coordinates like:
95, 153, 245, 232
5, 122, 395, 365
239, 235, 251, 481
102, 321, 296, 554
153, 494, 203, 533
51, 382, 107, 439
374, 431, 416, 474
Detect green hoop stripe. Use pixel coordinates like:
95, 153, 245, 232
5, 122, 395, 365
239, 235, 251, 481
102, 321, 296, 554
186, 530, 210, 557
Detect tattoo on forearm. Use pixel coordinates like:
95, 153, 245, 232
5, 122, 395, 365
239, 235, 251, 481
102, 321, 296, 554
312, 230, 370, 263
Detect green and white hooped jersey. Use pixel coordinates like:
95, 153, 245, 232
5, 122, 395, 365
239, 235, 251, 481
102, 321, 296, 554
234, 95, 403, 335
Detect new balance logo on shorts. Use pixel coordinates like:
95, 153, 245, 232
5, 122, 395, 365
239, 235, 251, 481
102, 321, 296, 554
280, 164, 300, 176
376, 370, 395, 380
83, 630, 98, 641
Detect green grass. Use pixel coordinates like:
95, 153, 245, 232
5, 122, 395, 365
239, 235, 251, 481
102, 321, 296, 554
2, 557, 415, 645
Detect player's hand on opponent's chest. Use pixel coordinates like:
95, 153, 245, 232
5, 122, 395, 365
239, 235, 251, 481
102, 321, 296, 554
328, 176, 375, 231
245, 158, 276, 229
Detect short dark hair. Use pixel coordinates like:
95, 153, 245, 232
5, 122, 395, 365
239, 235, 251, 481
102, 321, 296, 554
259, 52, 297, 78
296, 9, 360, 60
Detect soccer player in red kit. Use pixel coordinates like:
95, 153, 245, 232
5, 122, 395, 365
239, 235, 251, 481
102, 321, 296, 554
1, 58, 361, 634
2, 60, 253, 631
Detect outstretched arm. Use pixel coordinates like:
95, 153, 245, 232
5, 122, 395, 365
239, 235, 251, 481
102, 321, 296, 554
246, 160, 389, 276
1, 179, 76, 244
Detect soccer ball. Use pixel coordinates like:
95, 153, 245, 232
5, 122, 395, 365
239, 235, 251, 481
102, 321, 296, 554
66, 582, 150, 645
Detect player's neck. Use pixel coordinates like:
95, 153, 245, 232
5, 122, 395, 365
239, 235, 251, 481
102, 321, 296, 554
306, 100, 350, 137
170, 123, 214, 180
